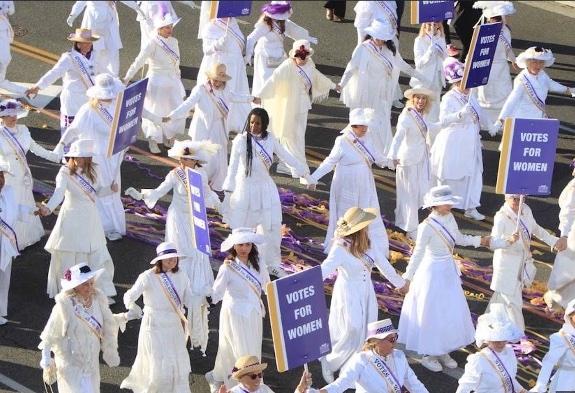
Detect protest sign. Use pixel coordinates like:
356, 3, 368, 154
267, 266, 331, 372
410, 0, 454, 24
186, 168, 212, 256
107, 78, 148, 157
209, 0, 252, 19
496, 118, 559, 196
461, 22, 503, 89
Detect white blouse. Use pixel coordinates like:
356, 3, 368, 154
125, 34, 181, 79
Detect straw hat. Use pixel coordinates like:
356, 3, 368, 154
64, 139, 95, 158
261, 1, 293, 20
473, 1, 516, 19
475, 304, 522, 347
404, 87, 434, 100
516, 46, 555, 69
153, 12, 181, 30
443, 57, 465, 84
349, 108, 374, 127
205, 63, 232, 82
61, 263, 104, 291
86, 73, 124, 100
335, 207, 378, 238
364, 19, 396, 41
220, 228, 265, 252
422, 185, 461, 209
231, 355, 268, 380
365, 319, 397, 341
0, 99, 26, 117
289, 39, 314, 58
167, 140, 220, 163
67, 28, 100, 43
150, 241, 183, 264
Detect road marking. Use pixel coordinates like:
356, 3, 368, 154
0, 373, 36, 393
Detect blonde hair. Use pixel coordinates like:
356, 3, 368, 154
362, 338, 379, 352
418, 22, 445, 38
406, 96, 430, 114
345, 227, 370, 258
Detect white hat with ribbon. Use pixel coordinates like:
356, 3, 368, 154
0, 99, 26, 117
473, 1, 516, 18
423, 185, 461, 208
516, 46, 555, 69
348, 108, 374, 127
153, 12, 181, 30
475, 304, 523, 347
365, 319, 398, 341
86, 73, 124, 100
61, 263, 104, 291
167, 140, 220, 163
150, 241, 183, 264
364, 19, 396, 41
220, 228, 265, 252
64, 139, 95, 158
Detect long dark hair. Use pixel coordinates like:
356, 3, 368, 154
154, 258, 179, 274
363, 35, 397, 56
227, 244, 261, 272
263, 15, 285, 33
244, 108, 270, 177
68, 157, 97, 183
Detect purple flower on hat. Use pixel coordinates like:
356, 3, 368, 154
64, 269, 72, 281
261, 1, 291, 16
443, 57, 464, 82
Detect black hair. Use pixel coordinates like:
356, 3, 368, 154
73, 42, 93, 59
228, 244, 261, 272
363, 35, 397, 56
244, 108, 270, 177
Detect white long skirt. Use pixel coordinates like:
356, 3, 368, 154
437, 157, 482, 211
545, 237, 575, 308
10, 176, 44, 249
275, 110, 310, 176
142, 73, 186, 142
398, 255, 475, 355
477, 59, 512, 125
394, 159, 432, 233
93, 153, 126, 235
488, 282, 525, 332
370, 104, 394, 158
189, 116, 228, 191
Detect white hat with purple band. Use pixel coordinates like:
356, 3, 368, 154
365, 318, 397, 341
150, 241, 183, 264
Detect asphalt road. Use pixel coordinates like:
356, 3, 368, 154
1, 1, 575, 393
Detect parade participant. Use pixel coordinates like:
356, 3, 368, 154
257, 39, 336, 176
35, 139, 116, 301
222, 108, 315, 278
55, 73, 126, 241
530, 299, 575, 392
67, 1, 145, 75
25, 28, 103, 134
456, 304, 526, 393
164, 63, 257, 191
353, 1, 398, 46
324, 1, 346, 22
125, 140, 221, 353
318, 207, 408, 383
308, 108, 390, 257
339, 19, 424, 157
0, 1, 26, 96
205, 228, 269, 391
398, 185, 506, 372
495, 46, 574, 131
430, 57, 494, 221
388, 88, 439, 240
121, 242, 194, 393
123, 11, 186, 154
39, 263, 138, 393
473, 1, 517, 125
452, 1, 483, 62
488, 194, 565, 332
310, 319, 429, 392
545, 161, 575, 309
409, 22, 447, 121
245, 1, 318, 95
197, 1, 251, 132
0, 99, 59, 249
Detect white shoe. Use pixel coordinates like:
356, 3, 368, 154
464, 208, 485, 221
0, 316, 7, 325
438, 354, 458, 369
205, 371, 222, 393
421, 355, 443, 372
392, 100, 405, 109
148, 139, 161, 154
268, 265, 287, 278
407, 230, 418, 241
320, 357, 334, 383
106, 232, 123, 241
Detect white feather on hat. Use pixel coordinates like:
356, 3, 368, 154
475, 304, 523, 347
516, 46, 555, 69
167, 140, 219, 163
473, 1, 515, 18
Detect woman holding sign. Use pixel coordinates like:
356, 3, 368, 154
121, 242, 194, 393
318, 207, 408, 383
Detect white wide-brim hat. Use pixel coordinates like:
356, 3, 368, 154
153, 12, 181, 30
67, 28, 100, 43
0, 159, 11, 174
423, 185, 461, 208
475, 304, 523, 347
61, 263, 104, 291
0, 99, 26, 117
516, 46, 555, 69
220, 228, 265, 252
366, 318, 397, 341
261, 1, 293, 20
289, 39, 314, 58
86, 73, 124, 100
404, 87, 434, 100
150, 241, 183, 264
364, 19, 396, 41
167, 140, 219, 163
473, 1, 515, 18
64, 139, 95, 158
349, 108, 374, 127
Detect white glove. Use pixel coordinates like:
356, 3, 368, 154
103, 350, 120, 367
124, 187, 143, 200
308, 36, 318, 45
487, 123, 499, 137
126, 304, 143, 320
215, 36, 227, 51
492, 120, 503, 135
301, 174, 317, 186
570, 87, 575, 98
40, 351, 54, 369
66, 14, 77, 27
489, 237, 509, 250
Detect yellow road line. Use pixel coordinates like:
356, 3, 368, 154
11, 40, 59, 62
10, 44, 57, 65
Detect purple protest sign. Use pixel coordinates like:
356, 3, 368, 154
266, 266, 331, 372
461, 22, 503, 89
496, 118, 559, 196
209, 0, 252, 19
186, 168, 212, 256
107, 78, 148, 157
410, 0, 454, 24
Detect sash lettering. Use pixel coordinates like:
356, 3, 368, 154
520, 74, 547, 117
481, 349, 516, 393
560, 330, 575, 356
252, 136, 273, 170
96, 102, 114, 125
271, 21, 284, 37
156, 272, 189, 334
427, 217, 456, 253
204, 83, 230, 119
376, 1, 398, 30
215, 19, 245, 52
71, 298, 103, 339
363, 40, 393, 75
175, 167, 188, 187
0, 217, 19, 252
345, 131, 376, 166
228, 259, 262, 298
452, 91, 480, 124
66, 172, 97, 203
70, 51, 95, 89
368, 352, 402, 393
359, 252, 376, 272
154, 35, 180, 64
407, 108, 428, 140
498, 30, 513, 59
295, 64, 312, 95
1, 127, 32, 179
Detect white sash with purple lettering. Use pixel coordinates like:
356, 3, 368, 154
66, 172, 97, 203
480, 349, 516, 393
359, 252, 376, 272
174, 167, 188, 188
426, 217, 456, 255
215, 19, 245, 52
376, 1, 398, 30
452, 91, 480, 124
520, 73, 547, 117
70, 50, 95, 89
407, 108, 428, 140
228, 259, 262, 298
498, 30, 513, 60
0, 217, 19, 252
156, 272, 189, 333
271, 21, 285, 37
153, 35, 180, 64
1, 127, 32, 179
368, 352, 402, 393
95, 102, 114, 125
345, 131, 376, 166
252, 136, 273, 170
204, 82, 230, 119
363, 40, 393, 75
561, 330, 575, 356
295, 64, 312, 94
71, 298, 104, 339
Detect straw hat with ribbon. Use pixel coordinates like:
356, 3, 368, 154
516, 46, 555, 69
404, 87, 434, 100
61, 263, 104, 291
335, 207, 378, 238
150, 242, 183, 264
67, 28, 100, 43
231, 355, 268, 380
220, 228, 265, 252
205, 63, 232, 82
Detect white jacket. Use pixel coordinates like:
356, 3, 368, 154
531, 325, 575, 392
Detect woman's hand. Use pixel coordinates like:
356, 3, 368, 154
217, 385, 229, 393
508, 232, 520, 244
397, 280, 410, 295
480, 235, 491, 247
34, 205, 50, 217
25, 86, 40, 99
253, 97, 261, 105
296, 370, 313, 393
111, 182, 119, 193
335, 83, 342, 93
554, 237, 568, 252
162, 116, 171, 123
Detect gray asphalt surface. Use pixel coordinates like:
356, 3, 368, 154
1, 1, 575, 392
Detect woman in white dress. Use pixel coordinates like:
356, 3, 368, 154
309, 108, 389, 257
388, 88, 439, 240
473, 1, 517, 125
0, 100, 59, 249
165, 63, 257, 191
456, 304, 526, 393
398, 185, 503, 373
222, 108, 314, 278
339, 19, 423, 157
257, 39, 335, 176
0, 1, 25, 96
35, 139, 116, 300
205, 228, 269, 391
26, 29, 103, 133
245, 1, 317, 95
530, 299, 575, 392
121, 242, 194, 393
39, 263, 136, 393
123, 12, 185, 154
310, 319, 428, 393
430, 57, 495, 221
125, 140, 220, 354
488, 194, 564, 332
318, 207, 408, 383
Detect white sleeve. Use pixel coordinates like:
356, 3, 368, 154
320, 246, 344, 279
531, 333, 567, 392
211, 264, 231, 304
455, 354, 482, 393
141, 171, 175, 208
323, 354, 365, 393
168, 85, 202, 119
123, 272, 147, 308
339, 47, 361, 88
284, 19, 311, 41
70, 1, 87, 17
310, 137, 343, 182
388, 113, 408, 160
374, 252, 405, 289
544, 73, 570, 94
245, 21, 268, 60
558, 181, 575, 237
498, 77, 523, 121
36, 54, 71, 89
273, 136, 309, 176
29, 139, 61, 163
45, 168, 67, 212
403, 223, 431, 280
124, 40, 155, 81
221, 134, 242, 192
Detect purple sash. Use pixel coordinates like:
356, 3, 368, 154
520, 73, 547, 117
368, 352, 402, 393
70, 51, 95, 89
0, 216, 19, 252
154, 35, 180, 63
376, 1, 398, 30
252, 136, 273, 170
363, 40, 393, 75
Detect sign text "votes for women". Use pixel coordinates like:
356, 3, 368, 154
461, 22, 503, 89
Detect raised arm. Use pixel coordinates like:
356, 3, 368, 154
141, 170, 176, 208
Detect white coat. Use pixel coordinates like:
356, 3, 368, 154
0, 1, 14, 65
324, 350, 429, 393
0, 185, 22, 318
353, 1, 397, 44
531, 325, 575, 393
